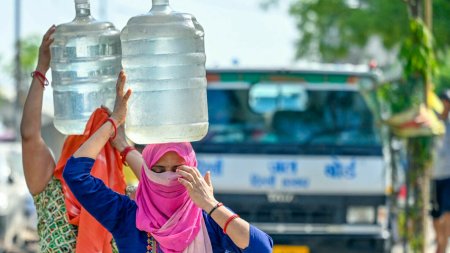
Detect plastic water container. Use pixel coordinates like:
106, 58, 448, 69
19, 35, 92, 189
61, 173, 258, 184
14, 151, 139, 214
50, 0, 122, 135
121, 0, 208, 144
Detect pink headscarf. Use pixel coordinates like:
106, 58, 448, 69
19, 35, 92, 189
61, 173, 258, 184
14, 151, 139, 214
135, 143, 212, 253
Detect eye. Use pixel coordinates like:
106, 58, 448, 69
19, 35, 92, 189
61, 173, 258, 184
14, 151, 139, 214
151, 166, 165, 173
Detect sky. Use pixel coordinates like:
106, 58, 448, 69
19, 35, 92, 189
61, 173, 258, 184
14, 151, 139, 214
0, 0, 298, 114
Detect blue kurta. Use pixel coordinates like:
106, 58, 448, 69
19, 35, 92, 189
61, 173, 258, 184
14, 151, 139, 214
63, 156, 273, 253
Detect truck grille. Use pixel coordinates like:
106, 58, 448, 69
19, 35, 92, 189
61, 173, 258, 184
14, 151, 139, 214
239, 204, 337, 224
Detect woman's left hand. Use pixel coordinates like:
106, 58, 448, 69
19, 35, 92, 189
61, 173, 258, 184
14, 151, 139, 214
177, 166, 217, 211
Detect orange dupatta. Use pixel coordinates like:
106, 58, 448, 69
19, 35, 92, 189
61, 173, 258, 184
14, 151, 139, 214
54, 108, 126, 253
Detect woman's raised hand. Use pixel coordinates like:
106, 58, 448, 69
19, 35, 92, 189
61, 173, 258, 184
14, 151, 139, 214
36, 25, 56, 74
111, 71, 132, 126
101, 105, 128, 151
177, 166, 217, 211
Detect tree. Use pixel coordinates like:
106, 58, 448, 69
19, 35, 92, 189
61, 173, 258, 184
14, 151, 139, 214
263, 0, 450, 64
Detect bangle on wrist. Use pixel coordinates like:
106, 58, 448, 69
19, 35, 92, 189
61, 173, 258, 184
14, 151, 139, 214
106, 118, 117, 140
223, 214, 240, 234
208, 202, 223, 216
31, 70, 49, 88
120, 146, 137, 165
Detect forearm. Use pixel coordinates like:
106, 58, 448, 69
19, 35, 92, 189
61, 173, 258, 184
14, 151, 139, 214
114, 141, 143, 179
124, 151, 143, 180
73, 120, 116, 159
208, 203, 250, 249
20, 67, 47, 141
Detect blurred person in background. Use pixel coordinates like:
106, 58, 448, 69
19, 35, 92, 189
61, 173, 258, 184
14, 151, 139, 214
20, 25, 140, 253
431, 90, 450, 253
62, 72, 273, 252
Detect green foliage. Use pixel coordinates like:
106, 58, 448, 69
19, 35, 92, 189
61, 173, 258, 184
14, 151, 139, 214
399, 19, 438, 81
19, 35, 40, 73
377, 79, 423, 115
274, 0, 450, 62
288, 0, 409, 62
435, 52, 450, 93
430, 0, 450, 56
4, 35, 40, 78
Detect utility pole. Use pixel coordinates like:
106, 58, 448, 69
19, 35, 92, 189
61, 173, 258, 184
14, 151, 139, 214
423, 1, 432, 253
14, 0, 22, 136
424, 0, 432, 30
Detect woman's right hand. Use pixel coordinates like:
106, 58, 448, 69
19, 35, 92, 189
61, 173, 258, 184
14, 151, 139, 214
111, 71, 132, 126
101, 105, 128, 152
36, 25, 56, 74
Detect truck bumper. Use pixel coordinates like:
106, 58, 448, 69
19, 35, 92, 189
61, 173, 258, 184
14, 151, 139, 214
256, 223, 391, 253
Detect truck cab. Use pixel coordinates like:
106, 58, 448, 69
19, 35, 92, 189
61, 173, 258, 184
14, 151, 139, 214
192, 68, 391, 253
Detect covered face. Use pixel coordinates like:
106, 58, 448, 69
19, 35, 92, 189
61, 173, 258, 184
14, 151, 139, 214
136, 142, 212, 253
142, 142, 197, 172
135, 142, 205, 253
140, 142, 197, 186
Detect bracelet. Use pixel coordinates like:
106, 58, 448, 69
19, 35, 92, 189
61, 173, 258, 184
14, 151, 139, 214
120, 146, 137, 165
106, 118, 117, 140
208, 202, 223, 216
31, 70, 49, 88
223, 214, 240, 234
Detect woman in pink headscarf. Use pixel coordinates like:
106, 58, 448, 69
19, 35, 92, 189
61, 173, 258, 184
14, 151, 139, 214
63, 72, 273, 252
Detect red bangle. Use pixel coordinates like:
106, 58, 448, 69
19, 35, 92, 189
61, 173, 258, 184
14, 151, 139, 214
120, 146, 136, 165
106, 118, 117, 140
223, 214, 240, 234
31, 71, 49, 88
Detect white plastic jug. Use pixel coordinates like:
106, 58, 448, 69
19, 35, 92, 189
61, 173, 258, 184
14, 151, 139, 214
121, 0, 208, 144
50, 0, 122, 135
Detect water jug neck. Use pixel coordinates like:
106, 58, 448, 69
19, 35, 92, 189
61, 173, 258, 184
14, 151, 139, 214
152, 0, 169, 6
75, 0, 91, 18
150, 0, 172, 13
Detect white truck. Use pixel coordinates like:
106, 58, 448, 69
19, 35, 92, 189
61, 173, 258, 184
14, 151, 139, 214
192, 68, 392, 253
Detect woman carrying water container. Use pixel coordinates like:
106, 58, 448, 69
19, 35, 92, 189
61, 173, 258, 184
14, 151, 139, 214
20, 26, 137, 253
62, 71, 274, 252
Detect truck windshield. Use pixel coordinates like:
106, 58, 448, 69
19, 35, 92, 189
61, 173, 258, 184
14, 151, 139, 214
195, 83, 381, 155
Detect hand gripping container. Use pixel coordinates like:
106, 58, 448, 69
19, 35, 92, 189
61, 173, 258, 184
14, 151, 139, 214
121, 0, 208, 144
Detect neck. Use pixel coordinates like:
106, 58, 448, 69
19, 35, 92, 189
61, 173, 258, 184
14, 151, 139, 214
153, 0, 169, 5
151, 0, 172, 13
75, 2, 91, 17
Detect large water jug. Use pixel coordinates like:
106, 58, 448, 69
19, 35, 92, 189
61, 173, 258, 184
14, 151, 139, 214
50, 0, 122, 135
121, 0, 208, 144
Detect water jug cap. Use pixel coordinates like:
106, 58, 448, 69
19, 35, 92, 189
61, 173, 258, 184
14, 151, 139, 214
75, 0, 89, 3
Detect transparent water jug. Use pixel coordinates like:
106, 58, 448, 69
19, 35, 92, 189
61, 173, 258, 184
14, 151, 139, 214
50, 0, 122, 135
121, 0, 208, 144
